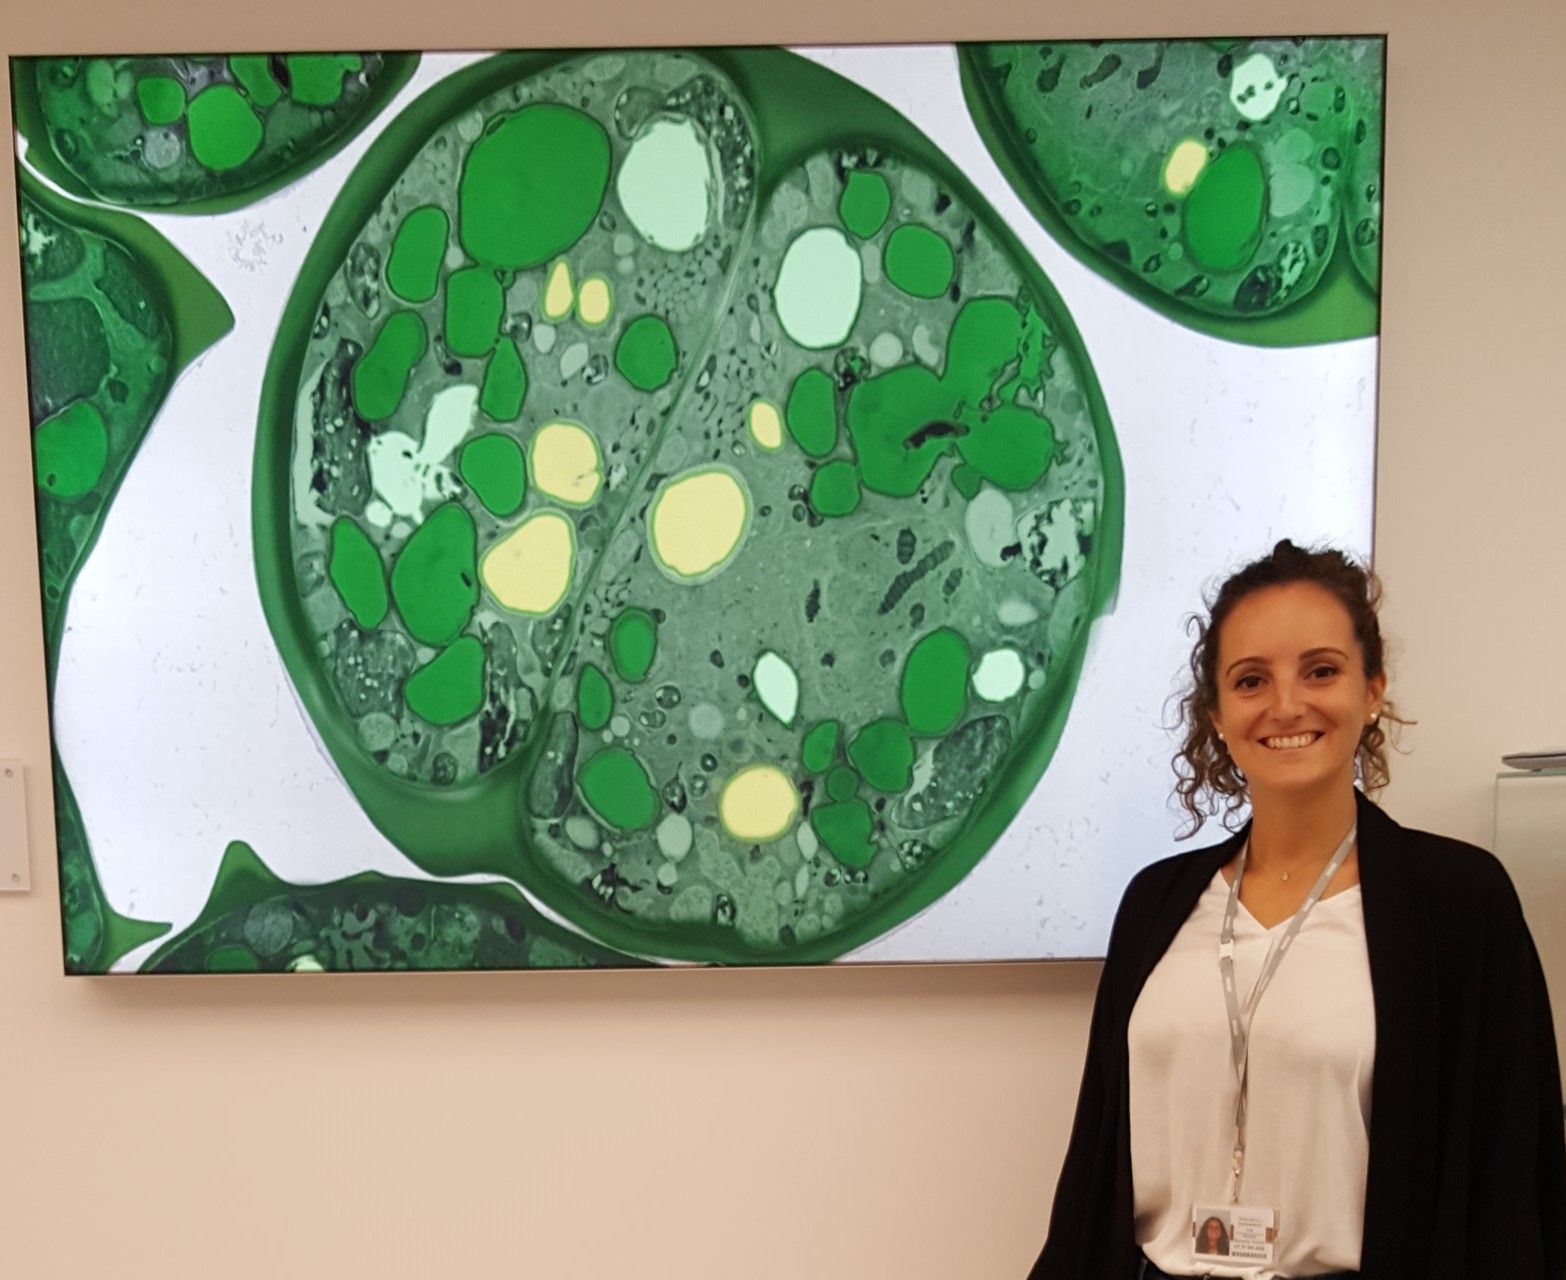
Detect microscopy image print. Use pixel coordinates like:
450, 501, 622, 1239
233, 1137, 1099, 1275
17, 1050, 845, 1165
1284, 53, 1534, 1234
13, 40, 1380, 973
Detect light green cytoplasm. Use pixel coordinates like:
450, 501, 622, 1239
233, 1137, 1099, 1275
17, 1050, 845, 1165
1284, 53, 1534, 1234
616, 117, 714, 252
774, 227, 862, 350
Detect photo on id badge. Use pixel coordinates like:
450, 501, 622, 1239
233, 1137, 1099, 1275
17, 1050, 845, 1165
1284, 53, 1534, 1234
1192, 1205, 1276, 1265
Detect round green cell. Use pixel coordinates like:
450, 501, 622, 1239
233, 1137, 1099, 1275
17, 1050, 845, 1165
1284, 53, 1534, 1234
810, 800, 876, 869
577, 663, 613, 732
825, 766, 860, 802
458, 434, 526, 517
578, 747, 659, 831
608, 607, 657, 683
801, 720, 841, 774
847, 719, 914, 793
351, 310, 426, 422
405, 635, 486, 726
33, 400, 108, 499
389, 503, 477, 647
809, 460, 861, 517
480, 337, 527, 422
884, 224, 955, 299
386, 205, 448, 304
227, 55, 281, 108
839, 170, 891, 239
327, 516, 388, 628
614, 315, 678, 392
957, 405, 1055, 492
444, 267, 504, 359
458, 104, 611, 270
901, 628, 971, 735
1183, 145, 1267, 271
135, 76, 185, 126
186, 84, 263, 173
286, 54, 363, 108
785, 367, 837, 458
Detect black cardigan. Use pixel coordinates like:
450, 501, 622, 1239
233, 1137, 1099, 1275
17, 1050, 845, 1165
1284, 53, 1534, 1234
1028, 791, 1565, 1279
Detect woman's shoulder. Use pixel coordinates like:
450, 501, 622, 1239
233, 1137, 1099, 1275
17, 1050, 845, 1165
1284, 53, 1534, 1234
1360, 796, 1528, 925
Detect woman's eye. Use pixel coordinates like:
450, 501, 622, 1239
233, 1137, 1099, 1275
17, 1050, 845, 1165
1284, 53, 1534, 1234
1235, 674, 1262, 690
1309, 664, 1339, 679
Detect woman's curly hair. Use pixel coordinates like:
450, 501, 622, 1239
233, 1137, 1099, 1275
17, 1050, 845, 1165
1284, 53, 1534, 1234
1171, 539, 1407, 836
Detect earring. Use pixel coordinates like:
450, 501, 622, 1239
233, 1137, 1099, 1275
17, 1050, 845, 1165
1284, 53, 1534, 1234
1216, 731, 1225, 742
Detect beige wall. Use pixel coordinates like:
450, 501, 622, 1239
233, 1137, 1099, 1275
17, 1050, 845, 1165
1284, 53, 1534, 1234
2, 2, 1562, 1275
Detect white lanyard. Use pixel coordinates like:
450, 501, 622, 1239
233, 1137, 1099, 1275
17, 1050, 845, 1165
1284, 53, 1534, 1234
1218, 822, 1357, 1203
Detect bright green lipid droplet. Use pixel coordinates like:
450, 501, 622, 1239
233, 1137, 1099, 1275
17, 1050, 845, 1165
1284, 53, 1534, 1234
285, 54, 362, 107
405, 635, 486, 726
227, 55, 281, 107
811, 800, 876, 868
480, 337, 527, 422
801, 720, 840, 774
444, 267, 503, 358
884, 224, 955, 299
327, 517, 388, 628
579, 747, 659, 830
577, 663, 613, 732
459, 104, 611, 269
458, 433, 525, 517
785, 368, 837, 458
826, 766, 860, 802
847, 719, 914, 793
901, 628, 970, 735
839, 170, 891, 239
609, 607, 657, 683
809, 460, 861, 517
187, 84, 263, 172
135, 76, 185, 126
389, 503, 477, 646
614, 315, 677, 392
386, 205, 448, 304
352, 310, 426, 422
1183, 145, 1267, 271
33, 401, 108, 499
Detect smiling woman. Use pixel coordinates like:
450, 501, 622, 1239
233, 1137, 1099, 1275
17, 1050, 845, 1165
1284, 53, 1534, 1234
1029, 540, 1565, 1280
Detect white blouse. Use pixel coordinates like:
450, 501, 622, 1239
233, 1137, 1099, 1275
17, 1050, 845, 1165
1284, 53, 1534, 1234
1128, 871, 1376, 1278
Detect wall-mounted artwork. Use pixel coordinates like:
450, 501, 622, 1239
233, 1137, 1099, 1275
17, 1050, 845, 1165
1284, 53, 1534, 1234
11, 39, 1384, 973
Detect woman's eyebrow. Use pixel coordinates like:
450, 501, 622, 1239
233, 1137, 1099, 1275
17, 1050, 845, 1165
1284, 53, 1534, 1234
1223, 655, 1266, 678
1300, 646, 1351, 663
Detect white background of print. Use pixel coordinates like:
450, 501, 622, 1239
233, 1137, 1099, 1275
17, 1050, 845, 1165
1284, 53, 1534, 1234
35, 45, 1374, 970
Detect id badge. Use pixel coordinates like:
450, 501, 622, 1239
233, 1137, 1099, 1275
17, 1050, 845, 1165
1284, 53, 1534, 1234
1191, 1204, 1277, 1266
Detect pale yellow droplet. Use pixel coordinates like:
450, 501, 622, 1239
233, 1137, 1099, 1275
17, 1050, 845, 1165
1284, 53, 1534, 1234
543, 259, 576, 322
746, 398, 783, 452
649, 468, 751, 581
1163, 139, 1208, 196
529, 420, 602, 506
481, 511, 575, 615
719, 765, 800, 843
576, 275, 613, 328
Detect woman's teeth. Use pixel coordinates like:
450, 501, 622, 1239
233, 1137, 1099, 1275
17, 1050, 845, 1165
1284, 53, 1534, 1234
1263, 733, 1319, 750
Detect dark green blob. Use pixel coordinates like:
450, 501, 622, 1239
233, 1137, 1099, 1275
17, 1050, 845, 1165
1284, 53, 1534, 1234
480, 337, 527, 421
951, 463, 983, 500
809, 459, 861, 516
286, 54, 363, 107
327, 517, 387, 628
957, 404, 1055, 491
386, 205, 448, 304
187, 84, 263, 173
801, 720, 841, 774
33, 400, 108, 499
614, 315, 678, 391
826, 766, 860, 802
25, 297, 109, 419
389, 502, 478, 647
845, 365, 953, 497
1183, 145, 1267, 271
609, 607, 658, 683
458, 104, 611, 269
811, 800, 876, 869
847, 719, 915, 793
458, 433, 526, 517
207, 944, 261, 973
884, 224, 955, 298
578, 747, 659, 831
901, 628, 971, 735
351, 310, 426, 421
444, 266, 504, 358
785, 367, 837, 458
228, 55, 282, 107
135, 76, 185, 126
405, 636, 486, 726
839, 170, 891, 239
577, 663, 613, 732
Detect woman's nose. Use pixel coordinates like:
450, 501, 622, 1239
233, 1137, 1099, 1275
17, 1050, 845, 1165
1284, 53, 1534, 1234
1269, 676, 1305, 718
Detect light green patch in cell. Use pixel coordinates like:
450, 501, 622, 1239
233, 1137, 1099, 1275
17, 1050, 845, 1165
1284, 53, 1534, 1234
1229, 52, 1285, 122
227, 55, 281, 108
774, 226, 862, 350
884, 224, 955, 299
444, 267, 504, 358
657, 812, 693, 861
135, 76, 185, 126
609, 607, 657, 683
367, 385, 474, 520
480, 337, 527, 422
847, 719, 914, 793
33, 400, 108, 499
614, 314, 678, 391
839, 170, 891, 239
578, 747, 659, 831
187, 84, 263, 172
809, 459, 861, 517
458, 433, 526, 517
285, 54, 363, 108
801, 720, 840, 774
901, 628, 970, 735
352, 309, 426, 421
389, 502, 477, 647
405, 635, 486, 726
973, 647, 1026, 702
784, 367, 837, 458
386, 205, 448, 304
617, 116, 714, 252
577, 663, 613, 731
753, 650, 799, 726
327, 516, 387, 628
964, 485, 1016, 568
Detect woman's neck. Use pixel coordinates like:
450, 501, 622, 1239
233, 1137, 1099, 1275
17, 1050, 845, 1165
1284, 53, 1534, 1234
1246, 781, 1359, 876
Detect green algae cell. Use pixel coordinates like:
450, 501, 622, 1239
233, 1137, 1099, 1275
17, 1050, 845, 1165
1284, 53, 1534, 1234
387, 205, 449, 304
847, 719, 915, 793
901, 628, 971, 735
480, 337, 528, 421
33, 401, 109, 499
405, 635, 486, 726
578, 747, 659, 830
809, 460, 861, 517
458, 433, 526, 517
1183, 146, 1267, 271
328, 517, 388, 628
615, 315, 678, 391
609, 607, 658, 683
839, 170, 890, 239
884, 224, 955, 298
389, 503, 477, 647
577, 663, 614, 732
352, 311, 426, 421
17, 53, 419, 212
785, 368, 837, 458
801, 720, 841, 774
444, 267, 504, 358
811, 800, 876, 869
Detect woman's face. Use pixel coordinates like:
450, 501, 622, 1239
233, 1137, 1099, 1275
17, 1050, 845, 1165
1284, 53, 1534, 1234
1203, 1218, 1222, 1246
1210, 582, 1385, 804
